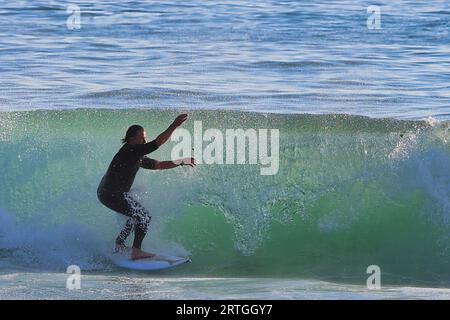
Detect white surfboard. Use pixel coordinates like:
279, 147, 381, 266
109, 251, 191, 271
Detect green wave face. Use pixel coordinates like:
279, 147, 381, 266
0, 109, 449, 286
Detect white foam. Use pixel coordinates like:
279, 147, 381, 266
0, 208, 109, 271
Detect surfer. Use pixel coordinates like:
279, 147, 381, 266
97, 113, 196, 260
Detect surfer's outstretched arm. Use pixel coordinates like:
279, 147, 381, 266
141, 157, 197, 170
154, 113, 188, 147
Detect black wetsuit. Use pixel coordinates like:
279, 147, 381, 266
97, 141, 158, 249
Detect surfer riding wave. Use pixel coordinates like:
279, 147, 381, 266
97, 113, 196, 260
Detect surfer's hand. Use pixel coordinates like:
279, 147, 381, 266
172, 113, 188, 127
181, 157, 197, 167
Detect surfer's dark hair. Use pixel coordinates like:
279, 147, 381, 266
122, 124, 144, 144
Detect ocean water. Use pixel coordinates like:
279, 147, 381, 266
0, 0, 449, 300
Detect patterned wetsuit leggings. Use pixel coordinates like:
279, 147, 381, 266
97, 190, 151, 249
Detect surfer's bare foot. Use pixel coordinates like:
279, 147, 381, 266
131, 248, 155, 260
